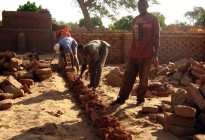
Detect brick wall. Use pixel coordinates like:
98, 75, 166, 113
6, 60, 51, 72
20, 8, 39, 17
2, 11, 52, 29
0, 29, 55, 53
159, 33, 205, 63
71, 32, 205, 64
0, 30, 204, 64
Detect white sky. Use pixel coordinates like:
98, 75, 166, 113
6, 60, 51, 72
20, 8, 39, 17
0, 0, 205, 27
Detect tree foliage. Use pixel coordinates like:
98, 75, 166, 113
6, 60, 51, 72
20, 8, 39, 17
74, 0, 159, 31
79, 16, 103, 27
152, 12, 166, 27
184, 6, 205, 25
110, 15, 134, 31
17, 1, 42, 12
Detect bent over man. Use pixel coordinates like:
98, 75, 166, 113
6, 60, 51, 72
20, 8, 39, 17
78, 40, 111, 91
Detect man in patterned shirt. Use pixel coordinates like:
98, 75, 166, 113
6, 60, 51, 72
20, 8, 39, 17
111, 0, 160, 106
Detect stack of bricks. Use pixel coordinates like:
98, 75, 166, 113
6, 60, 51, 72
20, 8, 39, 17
164, 105, 196, 136
0, 51, 52, 107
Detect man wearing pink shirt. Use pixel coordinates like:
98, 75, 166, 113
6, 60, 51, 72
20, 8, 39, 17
111, 0, 160, 106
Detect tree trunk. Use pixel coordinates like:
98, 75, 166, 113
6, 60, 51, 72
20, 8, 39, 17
77, 0, 93, 31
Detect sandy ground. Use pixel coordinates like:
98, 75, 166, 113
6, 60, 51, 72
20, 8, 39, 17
0, 53, 180, 140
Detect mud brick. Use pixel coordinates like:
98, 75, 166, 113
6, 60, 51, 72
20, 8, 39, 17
35, 68, 52, 75
106, 73, 123, 87
199, 74, 205, 86
161, 99, 172, 105
4, 75, 23, 89
164, 123, 195, 137
192, 66, 205, 75
180, 75, 193, 86
0, 76, 7, 83
186, 83, 205, 112
174, 105, 196, 118
0, 99, 13, 110
37, 73, 52, 81
65, 66, 75, 72
199, 83, 205, 97
19, 79, 34, 88
142, 104, 158, 113
164, 112, 195, 127
3, 61, 11, 70
0, 57, 7, 65
169, 80, 179, 87
172, 71, 183, 81
22, 84, 31, 94
21, 60, 30, 67
109, 68, 124, 78
4, 51, 17, 58
192, 134, 205, 140
0, 89, 3, 93
0, 93, 14, 99
19, 70, 33, 79
156, 113, 165, 125
191, 70, 201, 79
198, 113, 205, 127
162, 103, 173, 112
10, 57, 23, 71
157, 66, 169, 76
2, 85, 24, 98
189, 58, 199, 66
38, 62, 50, 68
27, 60, 40, 73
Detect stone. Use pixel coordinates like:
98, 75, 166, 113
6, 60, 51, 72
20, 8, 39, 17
164, 112, 195, 127
162, 103, 173, 112
174, 105, 196, 118
171, 88, 187, 107
106, 73, 123, 87
35, 68, 52, 75
180, 75, 193, 86
0, 99, 13, 110
142, 105, 158, 113
198, 113, 205, 127
164, 123, 195, 137
186, 83, 205, 112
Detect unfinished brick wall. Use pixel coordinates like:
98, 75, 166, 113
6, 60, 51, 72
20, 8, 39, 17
159, 33, 205, 63
72, 32, 205, 64
0, 29, 55, 52
71, 33, 124, 63
2, 11, 52, 29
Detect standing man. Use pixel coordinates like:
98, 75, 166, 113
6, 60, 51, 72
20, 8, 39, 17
78, 40, 111, 91
111, 0, 160, 106
54, 35, 80, 73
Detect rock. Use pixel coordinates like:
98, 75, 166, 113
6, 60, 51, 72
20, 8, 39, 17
164, 112, 195, 127
0, 99, 13, 110
186, 83, 205, 112
142, 104, 158, 113
174, 105, 196, 118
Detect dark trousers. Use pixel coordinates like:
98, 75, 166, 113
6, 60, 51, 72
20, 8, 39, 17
118, 57, 152, 102
89, 46, 108, 87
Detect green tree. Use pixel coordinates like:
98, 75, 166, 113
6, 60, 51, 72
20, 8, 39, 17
74, 0, 159, 31
195, 11, 205, 25
79, 16, 103, 28
110, 15, 134, 31
17, 1, 42, 12
152, 12, 166, 27
0, 21, 2, 26
184, 6, 205, 25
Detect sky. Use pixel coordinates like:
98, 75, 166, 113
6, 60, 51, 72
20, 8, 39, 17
0, 0, 205, 27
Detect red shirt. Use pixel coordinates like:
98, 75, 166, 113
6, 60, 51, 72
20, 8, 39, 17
130, 13, 160, 58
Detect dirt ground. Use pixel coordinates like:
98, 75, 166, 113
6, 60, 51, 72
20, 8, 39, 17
0, 53, 181, 140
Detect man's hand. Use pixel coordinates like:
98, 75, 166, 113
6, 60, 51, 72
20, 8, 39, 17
152, 56, 159, 67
